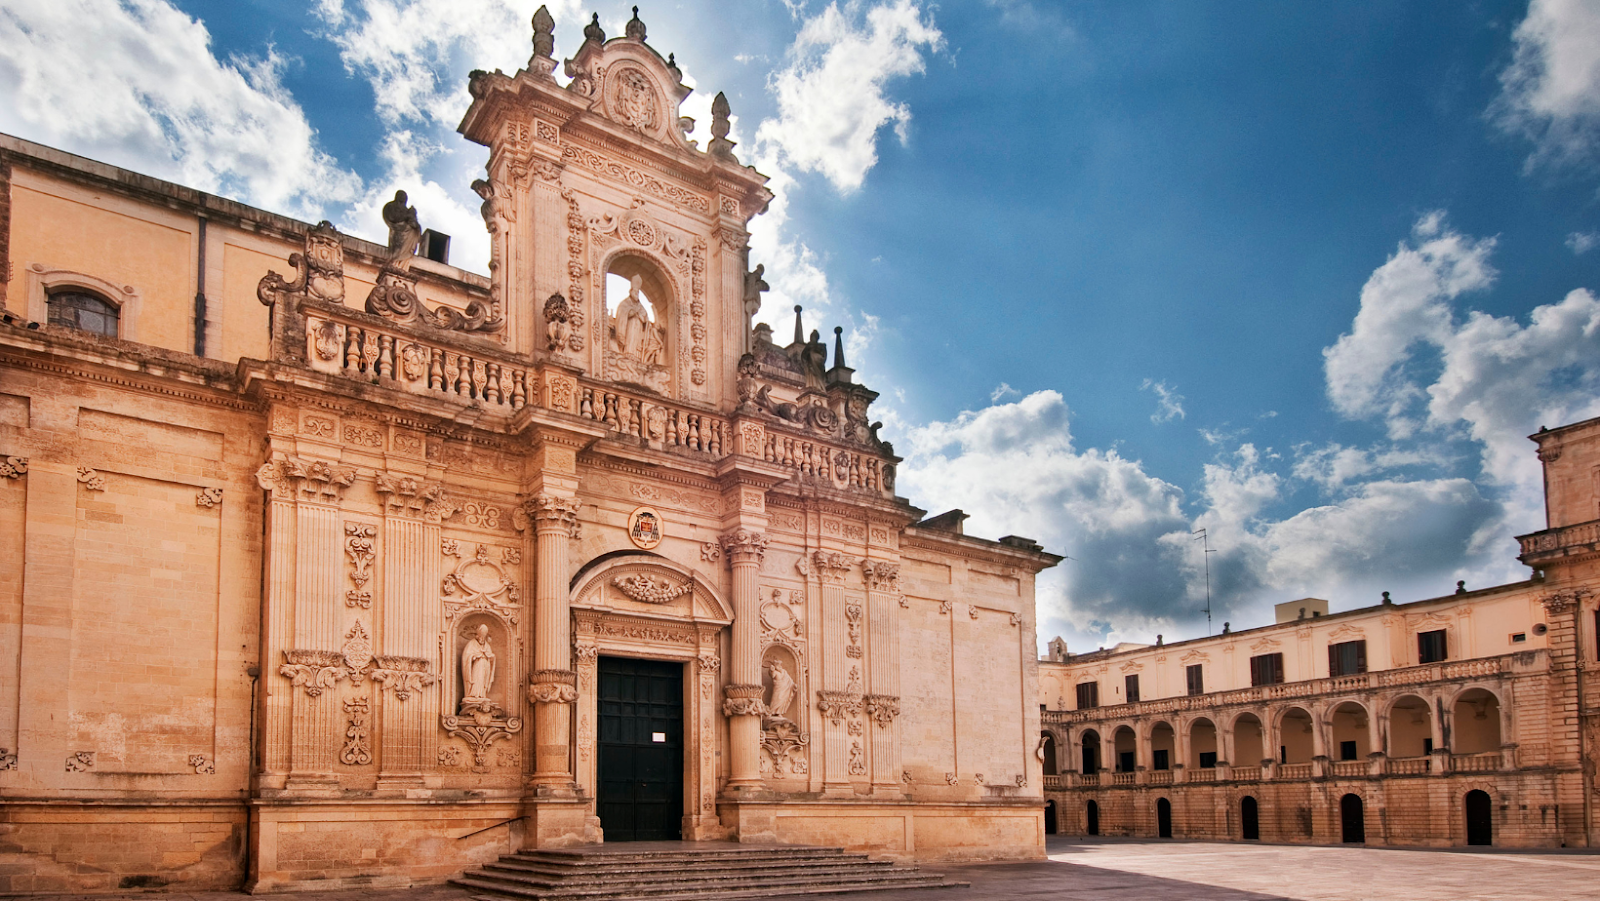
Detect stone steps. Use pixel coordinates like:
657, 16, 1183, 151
452, 844, 966, 901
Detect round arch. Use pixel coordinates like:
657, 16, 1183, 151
570, 552, 733, 625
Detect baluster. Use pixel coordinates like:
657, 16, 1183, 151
429, 348, 445, 390
377, 335, 394, 378
764, 434, 776, 462
580, 387, 595, 419
511, 371, 526, 409
361, 331, 379, 373
820, 449, 832, 480
867, 459, 879, 490
710, 422, 723, 456
603, 394, 619, 429
344, 326, 362, 371
470, 358, 486, 399
689, 415, 703, 451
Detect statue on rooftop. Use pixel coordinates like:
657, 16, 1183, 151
800, 328, 828, 390
381, 190, 422, 272
743, 263, 768, 352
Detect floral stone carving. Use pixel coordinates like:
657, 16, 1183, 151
528, 669, 579, 705
864, 694, 900, 728
723, 683, 766, 717
440, 704, 523, 768
372, 656, 437, 700
339, 696, 373, 766
611, 573, 693, 604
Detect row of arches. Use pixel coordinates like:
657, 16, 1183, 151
1042, 688, 1505, 775
1047, 790, 1495, 845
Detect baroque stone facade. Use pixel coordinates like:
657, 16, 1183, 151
1038, 415, 1600, 849
0, 9, 1058, 893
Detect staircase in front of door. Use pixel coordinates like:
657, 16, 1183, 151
453, 842, 967, 900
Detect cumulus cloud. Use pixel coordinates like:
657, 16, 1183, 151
754, 0, 942, 194
0, 0, 360, 218
1140, 378, 1186, 424
745, 0, 944, 379
1493, 0, 1600, 174
1569, 230, 1600, 254
1291, 443, 1455, 491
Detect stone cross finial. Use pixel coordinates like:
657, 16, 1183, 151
625, 6, 647, 41
530, 5, 557, 77
583, 12, 605, 44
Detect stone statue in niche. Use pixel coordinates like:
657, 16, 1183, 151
611, 276, 663, 364
459, 623, 497, 713
605, 275, 669, 391
382, 190, 422, 273
765, 659, 796, 724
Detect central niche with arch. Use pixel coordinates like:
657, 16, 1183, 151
604, 255, 674, 394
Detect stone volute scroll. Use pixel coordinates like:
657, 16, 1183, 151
256, 220, 345, 309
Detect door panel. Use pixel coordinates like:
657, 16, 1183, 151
597, 656, 684, 841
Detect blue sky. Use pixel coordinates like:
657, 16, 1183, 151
4, 0, 1599, 651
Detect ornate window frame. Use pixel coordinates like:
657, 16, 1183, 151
26, 264, 141, 342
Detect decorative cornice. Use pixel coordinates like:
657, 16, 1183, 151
256, 454, 358, 502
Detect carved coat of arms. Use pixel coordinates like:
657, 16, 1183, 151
614, 68, 658, 133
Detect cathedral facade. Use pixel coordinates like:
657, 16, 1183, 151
0, 11, 1057, 893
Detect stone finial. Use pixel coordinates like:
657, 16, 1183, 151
530, 5, 557, 77
667, 52, 681, 81
625, 6, 646, 41
1456, 580, 1467, 594
792, 305, 805, 346
833, 326, 846, 369
1381, 590, 1392, 605
583, 12, 605, 44
709, 91, 736, 160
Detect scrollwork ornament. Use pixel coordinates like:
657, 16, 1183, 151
0, 456, 27, 479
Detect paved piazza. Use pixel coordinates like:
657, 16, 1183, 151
24, 837, 1600, 901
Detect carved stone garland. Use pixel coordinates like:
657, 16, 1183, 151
611, 573, 693, 604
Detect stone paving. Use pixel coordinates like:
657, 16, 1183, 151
19, 837, 1600, 901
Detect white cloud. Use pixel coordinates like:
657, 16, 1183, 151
1568, 230, 1600, 254
0, 0, 360, 218
1291, 442, 1454, 492
1140, 378, 1186, 424
753, 0, 943, 194
990, 382, 1021, 402
1493, 0, 1600, 174
1322, 212, 1497, 437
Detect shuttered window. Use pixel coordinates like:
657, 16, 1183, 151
1185, 664, 1204, 696
1417, 630, 1448, 664
1328, 640, 1367, 677
1125, 674, 1140, 703
1250, 652, 1284, 686
1075, 681, 1099, 710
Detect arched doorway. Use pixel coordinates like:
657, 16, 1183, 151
1156, 798, 1173, 838
1086, 799, 1100, 836
1466, 790, 1493, 846
1452, 689, 1503, 754
1240, 796, 1259, 840
1044, 800, 1057, 835
1041, 732, 1058, 776
1340, 793, 1365, 843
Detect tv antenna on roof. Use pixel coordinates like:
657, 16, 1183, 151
1192, 528, 1216, 635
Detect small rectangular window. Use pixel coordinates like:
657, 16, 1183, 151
1250, 652, 1285, 686
1186, 664, 1204, 696
1118, 751, 1135, 773
1075, 681, 1099, 710
1198, 751, 1217, 769
1511, 632, 1527, 643
1153, 749, 1169, 771
1125, 674, 1141, 704
1328, 640, 1367, 677
1340, 740, 1359, 762
1417, 629, 1448, 664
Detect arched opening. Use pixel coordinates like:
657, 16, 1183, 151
603, 256, 674, 392
46, 288, 120, 337
1044, 800, 1057, 835
1189, 717, 1218, 768
1240, 796, 1260, 840
1279, 707, 1314, 763
1340, 793, 1365, 843
1388, 695, 1434, 757
1452, 689, 1502, 754
1041, 732, 1058, 776
1156, 798, 1173, 838
1085, 799, 1100, 836
1112, 725, 1137, 773
1233, 713, 1265, 766
1080, 730, 1101, 775
1465, 790, 1493, 845
1150, 721, 1175, 771
1329, 701, 1370, 761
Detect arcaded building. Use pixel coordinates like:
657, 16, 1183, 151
1038, 416, 1600, 848
0, 11, 1058, 893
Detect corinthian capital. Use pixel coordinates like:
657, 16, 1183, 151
719, 528, 768, 563
812, 550, 856, 584
515, 494, 582, 534
861, 560, 900, 592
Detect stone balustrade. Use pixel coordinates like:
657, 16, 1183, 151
1517, 518, 1600, 567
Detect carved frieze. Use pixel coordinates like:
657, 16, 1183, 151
528, 669, 579, 705
1542, 590, 1588, 615
257, 456, 358, 503
864, 694, 900, 728
611, 573, 693, 604
374, 472, 453, 521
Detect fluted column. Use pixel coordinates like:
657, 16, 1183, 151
720, 528, 768, 789
862, 560, 902, 793
526, 494, 580, 789
813, 551, 857, 791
